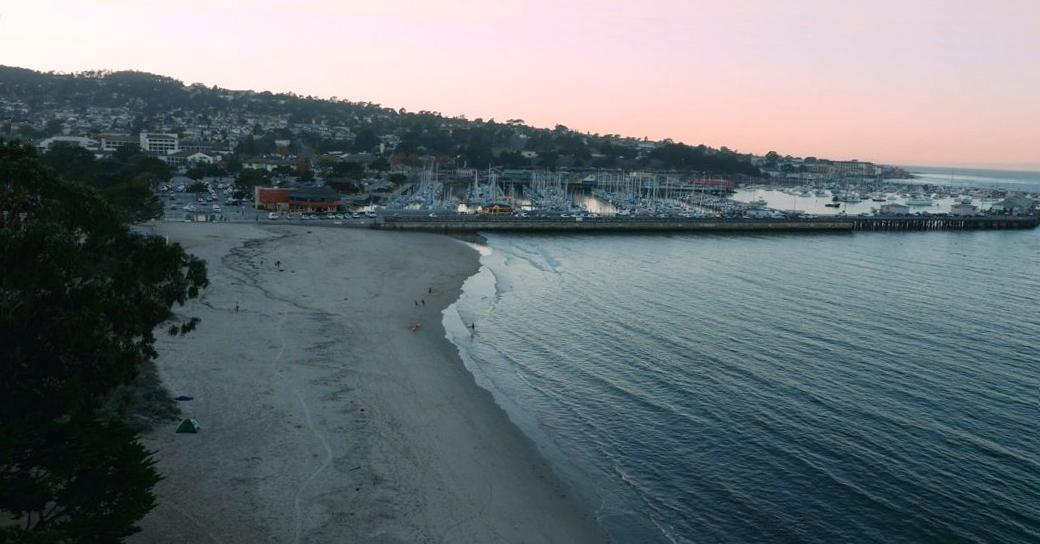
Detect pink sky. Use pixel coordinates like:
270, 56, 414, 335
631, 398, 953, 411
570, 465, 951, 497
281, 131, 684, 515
2, 0, 1038, 168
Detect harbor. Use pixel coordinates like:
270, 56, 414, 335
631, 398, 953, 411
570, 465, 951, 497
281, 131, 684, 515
353, 166, 1040, 234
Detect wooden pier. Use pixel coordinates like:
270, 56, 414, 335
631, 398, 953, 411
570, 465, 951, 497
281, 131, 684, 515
378, 214, 1039, 234
851, 216, 1040, 231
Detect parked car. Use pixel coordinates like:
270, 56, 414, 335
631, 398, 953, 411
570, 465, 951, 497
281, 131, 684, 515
268, 212, 279, 220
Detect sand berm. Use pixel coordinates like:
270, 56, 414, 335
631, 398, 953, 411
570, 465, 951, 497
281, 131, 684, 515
129, 222, 611, 544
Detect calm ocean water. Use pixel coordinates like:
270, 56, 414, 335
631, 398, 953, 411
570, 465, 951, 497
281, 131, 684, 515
443, 170, 1040, 544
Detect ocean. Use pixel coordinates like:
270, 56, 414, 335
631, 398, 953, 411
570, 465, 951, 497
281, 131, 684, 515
442, 169, 1039, 544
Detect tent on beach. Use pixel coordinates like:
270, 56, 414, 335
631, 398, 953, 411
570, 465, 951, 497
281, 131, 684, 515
175, 418, 201, 433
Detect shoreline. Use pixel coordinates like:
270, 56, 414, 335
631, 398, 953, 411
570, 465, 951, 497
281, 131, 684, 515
130, 222, 610, 543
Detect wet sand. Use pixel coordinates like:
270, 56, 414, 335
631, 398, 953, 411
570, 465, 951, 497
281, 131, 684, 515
130, 222, 610, 544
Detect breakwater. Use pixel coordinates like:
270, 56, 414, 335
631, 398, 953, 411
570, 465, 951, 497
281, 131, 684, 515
852, 215, 1040, 231
377, 215, 1039, 233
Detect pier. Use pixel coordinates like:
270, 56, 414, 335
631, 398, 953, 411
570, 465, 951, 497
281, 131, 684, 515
851, 215, 1040, 231
377, 214, 1040, 234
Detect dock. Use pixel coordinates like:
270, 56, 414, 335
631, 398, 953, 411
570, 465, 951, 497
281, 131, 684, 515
376, 214, 1040, 234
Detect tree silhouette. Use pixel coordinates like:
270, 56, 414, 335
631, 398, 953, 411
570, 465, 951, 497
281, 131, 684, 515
0, 140, 208, 542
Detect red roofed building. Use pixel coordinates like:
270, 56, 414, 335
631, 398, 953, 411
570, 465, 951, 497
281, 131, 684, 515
255, 188, 294, 212
694, 178, 735, 194
254, 186, 342, 213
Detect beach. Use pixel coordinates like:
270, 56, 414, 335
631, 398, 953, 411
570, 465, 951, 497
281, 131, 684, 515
130, 223, 609, 544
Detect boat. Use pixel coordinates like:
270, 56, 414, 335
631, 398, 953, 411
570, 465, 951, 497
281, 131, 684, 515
824, 202, 842, 208
833, 192, 862, 203
905, 194, 933, 206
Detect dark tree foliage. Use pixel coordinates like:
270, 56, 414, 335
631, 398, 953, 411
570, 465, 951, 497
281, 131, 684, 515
0, 140, 209, 542
40, 145, 168, 223
353, 127, 380, 152
235, 168, 270, 190
38, 144, 99, 184
327, 161, 366, 180
368, 157, 390, 173
496, 150, 530, 169
647, 143, 760, 176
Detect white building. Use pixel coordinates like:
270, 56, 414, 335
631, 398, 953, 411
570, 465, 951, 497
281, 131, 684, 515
37, 136, 99, 152
879, 203, 910, 216
949, 201, 979, 217
100, 135, 139, 152
140, 133, 179, 154
989, 196, 1037, 216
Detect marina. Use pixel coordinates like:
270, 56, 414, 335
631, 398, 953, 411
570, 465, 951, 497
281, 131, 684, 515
363, 166, 1039, 235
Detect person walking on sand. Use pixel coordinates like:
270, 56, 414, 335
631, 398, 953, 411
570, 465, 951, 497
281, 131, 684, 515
235, 301, 239, 313
421, 299, 425, 306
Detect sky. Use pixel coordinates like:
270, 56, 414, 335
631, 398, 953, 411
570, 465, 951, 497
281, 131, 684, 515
1, 0, 1038, 168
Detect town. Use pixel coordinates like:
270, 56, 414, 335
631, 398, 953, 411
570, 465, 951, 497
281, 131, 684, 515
2, 66, 1037, 229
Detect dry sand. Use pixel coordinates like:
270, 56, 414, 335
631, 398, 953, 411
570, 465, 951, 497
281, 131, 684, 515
130, 222, 610, 544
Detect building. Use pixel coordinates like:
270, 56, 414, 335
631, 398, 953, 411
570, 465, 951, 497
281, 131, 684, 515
37, 136, 100, 152
481, 202, 514, 216
100, 134, 140, 152
254, 186, 342, 213
180, 140, 232, 155
159, 150, 221, 168
254, 187, 294, 212
694, 178, 735, 194
949, 201, 979, 217
140, 133, 179, 154
499, 169, 531, 185
989, 195, 1037, 216
879, 203, 910, 216
287, 186, 342, 213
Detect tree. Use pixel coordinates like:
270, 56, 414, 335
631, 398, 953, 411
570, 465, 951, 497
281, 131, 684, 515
43, 145, 167, 223
223, 154, 243, 174
294, 157, 313, 181
44, 118, 64, 136
235, 168, 270, 190
40, 144, 99, 184
0, 140, 209, 542
353, 128, 380, 152
329, 161, 365, 180
496, 150, 529, 169
368, 156, 390, 173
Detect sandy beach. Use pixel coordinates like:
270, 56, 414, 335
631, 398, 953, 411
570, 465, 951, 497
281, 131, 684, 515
129, 222, 609, 544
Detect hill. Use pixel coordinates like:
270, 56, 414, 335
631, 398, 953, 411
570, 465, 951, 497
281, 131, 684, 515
0, 65, 762, 176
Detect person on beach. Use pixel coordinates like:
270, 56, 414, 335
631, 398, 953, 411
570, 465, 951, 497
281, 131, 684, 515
235, 301, 239, 313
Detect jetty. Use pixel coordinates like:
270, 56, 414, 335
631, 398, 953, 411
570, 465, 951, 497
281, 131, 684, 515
377, 214, 1040, 233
